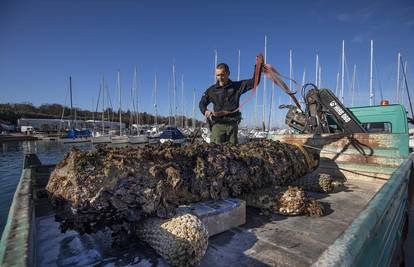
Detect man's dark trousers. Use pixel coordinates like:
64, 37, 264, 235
211, 122, 238, 145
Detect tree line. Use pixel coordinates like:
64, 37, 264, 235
0, 103, 203, 127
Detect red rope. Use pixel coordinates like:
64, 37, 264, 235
263, 64, 302, 110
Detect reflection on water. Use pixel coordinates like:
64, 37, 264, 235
0, 140, 93, 236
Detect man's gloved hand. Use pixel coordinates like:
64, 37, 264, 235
256, 53, 264, 66
204, 110, 213, 117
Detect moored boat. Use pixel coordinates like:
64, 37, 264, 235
110, 135, 129, 144
92, 134, 111, 144
128, 134, 148, 144
159, 126, 186, 144
60, 129, 92, 143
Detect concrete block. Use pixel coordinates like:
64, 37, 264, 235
178, 198, 246, 237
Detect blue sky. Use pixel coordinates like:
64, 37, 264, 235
1, 0, 413, 127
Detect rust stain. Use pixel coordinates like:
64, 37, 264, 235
319, 152, 404, 167
273, 133, 402, 150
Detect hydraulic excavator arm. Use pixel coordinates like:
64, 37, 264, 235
280, 84, 366, 134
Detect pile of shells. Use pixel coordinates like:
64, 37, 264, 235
47, 140, 318, 232
46, 140, 323, 265
242, 186, 325, 216
290, 172, 344, 193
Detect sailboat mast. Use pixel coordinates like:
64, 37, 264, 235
105, 82, 113, 131
173, 64, 177, 126
214, 49, 218, 82
318, 64, 322, 88
102, 76, 105, 133
268, 82, 275, 131
154, 73, 158, 125
302, 69, 306, 87
168, 79, 172, 126
254, 79, 258, 128
181, 75, 184, 128
117, 70, 122, 135
237, 49, 241, 81
69, 76, 73, 128
341, 40, 345, 104
403, 61, 408, 107
133, 67, 138, 130
396, 52, 401, 104
369, 40, 374, 106
192, 88, 196, 128
315, 53, 319, 87
129, 74, 134, 132
254, 47, 259, 128
262, 35, 267, 130
335, 72, 340, 96
92, 98, 95, 125
351, 65, 356, 107
289, 48, 292, 104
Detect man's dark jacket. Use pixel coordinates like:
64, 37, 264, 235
199, 66, 261, 122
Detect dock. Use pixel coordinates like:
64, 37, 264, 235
0, 134, 39, 142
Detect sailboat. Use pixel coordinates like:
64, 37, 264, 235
111, 70, 129, 144
147, 72, 162, 144
92, 131, 111, 143
92, 76, 111, 144
61, 76, 92, 143
128, 67, 148, 144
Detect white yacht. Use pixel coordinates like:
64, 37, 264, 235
111, 135, 129, 144
92, 132, 111, 144
128, 135, 148, 144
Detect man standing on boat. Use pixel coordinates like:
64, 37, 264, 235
199, 54, 264, 145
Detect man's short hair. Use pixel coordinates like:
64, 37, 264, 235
216, 63, 230, 74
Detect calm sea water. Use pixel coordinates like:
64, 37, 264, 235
0, 140, 93, 236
